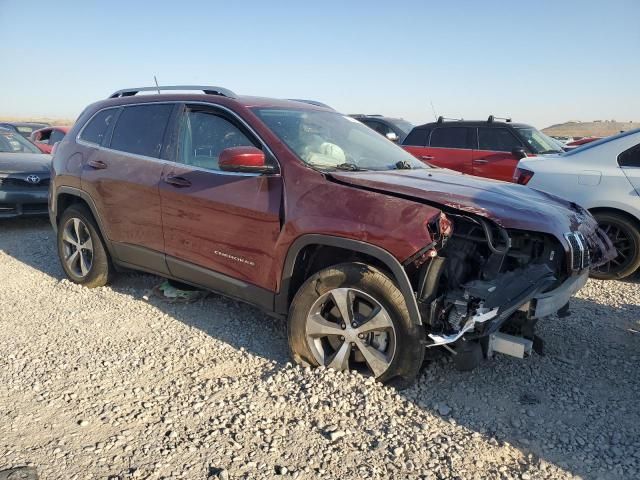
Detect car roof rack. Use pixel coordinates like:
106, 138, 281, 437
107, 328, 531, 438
436, 116, 464, 123
108, 85, 237, 99
487, 115, 512, 123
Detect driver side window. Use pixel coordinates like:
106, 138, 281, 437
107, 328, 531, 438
177, 108, 255, 171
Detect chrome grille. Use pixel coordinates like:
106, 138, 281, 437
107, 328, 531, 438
0, 177, 50, 188
565, 232, 590, 270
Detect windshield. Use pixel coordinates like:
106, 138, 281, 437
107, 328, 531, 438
252, 108, 427, 171
389, 119, 414, 135
0, 130, 41, 153
515, 127, 563, 154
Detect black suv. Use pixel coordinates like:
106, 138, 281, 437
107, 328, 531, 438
401, 116, 564, 182
350, 114, 414, 143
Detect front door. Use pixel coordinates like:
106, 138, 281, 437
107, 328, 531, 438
472, 127, 525, 181
159, 104, 283, 300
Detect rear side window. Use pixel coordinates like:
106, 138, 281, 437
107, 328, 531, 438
176, 108, 255, 171
403, 127, 430, 146
110, 104, 173, 158
618, 143, 640, 167
80, 108, 118, 146
478, 127, 523, 152
430, 127, 470, 149
363, 120, 391, 135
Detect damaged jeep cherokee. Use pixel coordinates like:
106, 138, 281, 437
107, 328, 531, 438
49, 86, 615, 387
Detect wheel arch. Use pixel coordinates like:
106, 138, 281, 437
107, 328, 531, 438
589, 206, 640, 229
53, 187, 115, 256
276, 234, 422, 325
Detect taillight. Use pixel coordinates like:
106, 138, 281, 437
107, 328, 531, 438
513, 167, 534, 185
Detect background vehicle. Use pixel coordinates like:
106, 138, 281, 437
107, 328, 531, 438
30, 126, 70, 153
0, 122, 50, 138
516, 129, 640, 279
350, 114, 414, 143
564, 136, 601, 150
402, 116, 564, 181
49, 85, 613, 387
0, 127, 51, 217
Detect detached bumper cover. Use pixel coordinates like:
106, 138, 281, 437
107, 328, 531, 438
531, 269, 589, 319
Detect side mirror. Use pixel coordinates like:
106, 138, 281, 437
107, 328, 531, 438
219, 146, 276, 174
386, 132, 399, 143
512, 147, 527, 160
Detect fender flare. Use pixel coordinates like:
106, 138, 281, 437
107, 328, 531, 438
52, 186, 116, 257
276, 234, 422, 325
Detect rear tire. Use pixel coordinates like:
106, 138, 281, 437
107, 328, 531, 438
288, 262, 425, 388
591, 212, 640, 280
57, 204, 112, 288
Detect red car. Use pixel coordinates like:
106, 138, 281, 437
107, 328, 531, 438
402, 117, 564, 182
30, 126, 69, 154
48, 86, 614, 386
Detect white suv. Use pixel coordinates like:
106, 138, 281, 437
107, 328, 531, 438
515, 129, 640, 280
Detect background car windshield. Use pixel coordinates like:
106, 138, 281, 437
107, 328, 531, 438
253, 108, 427, 170
390, 119, 414, 135
0, 131, 40, 153
515, 127, 563, 154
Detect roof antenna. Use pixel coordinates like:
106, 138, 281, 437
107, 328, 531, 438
153, 75, 161, 94
430, 100, 438, 121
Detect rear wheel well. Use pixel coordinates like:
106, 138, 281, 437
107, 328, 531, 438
589, 207, 640, 229
287, 244, 392, 306
56, 193, 88, 225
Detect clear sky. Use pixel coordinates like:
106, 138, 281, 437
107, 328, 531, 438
1, 0, 638, 128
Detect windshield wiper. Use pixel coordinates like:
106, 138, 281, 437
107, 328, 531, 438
334, 162, 366, 171
394, 160, 413, 170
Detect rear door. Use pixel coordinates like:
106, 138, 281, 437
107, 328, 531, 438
618, 142, 640, 194
80, 103, 174, 272
159, 103, 283, 300
473, 127, 525, 181
425, 126, 473, 173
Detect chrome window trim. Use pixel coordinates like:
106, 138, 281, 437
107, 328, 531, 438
75, 100, 281, 177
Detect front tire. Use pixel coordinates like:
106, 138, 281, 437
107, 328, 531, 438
57, 204, 112, 287
288, 262, 425, 388
591, 212, 640, 280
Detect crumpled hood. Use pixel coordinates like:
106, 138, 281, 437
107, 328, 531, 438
0, 153, 52, 174
329, 168, 596, 238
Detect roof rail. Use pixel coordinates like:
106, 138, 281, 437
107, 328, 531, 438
436, 116, 464, 123
487, 115, 512, 123
108, 85, 237, 99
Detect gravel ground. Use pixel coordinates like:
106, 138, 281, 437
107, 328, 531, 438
1, 218, 639, 480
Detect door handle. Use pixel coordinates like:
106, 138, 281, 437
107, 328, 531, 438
420, 155, 434, 161
163, 175, 192, 188
87, 159, 107, 169
473, 159, 489, 164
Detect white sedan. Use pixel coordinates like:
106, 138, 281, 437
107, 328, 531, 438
515, 129, 640, 280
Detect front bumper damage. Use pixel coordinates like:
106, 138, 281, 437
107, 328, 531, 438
426, 268, 589, 346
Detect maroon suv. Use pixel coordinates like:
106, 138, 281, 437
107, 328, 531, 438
49, 86, 614, 387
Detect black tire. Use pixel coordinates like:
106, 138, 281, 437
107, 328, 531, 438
591, 212, 640, 280
57, 204, 113, 288
288, 262, 425, 388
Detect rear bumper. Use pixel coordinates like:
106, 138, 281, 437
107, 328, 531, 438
0, 189, 49, 218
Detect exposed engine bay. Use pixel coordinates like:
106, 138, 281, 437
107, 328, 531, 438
406, 212, 580, 350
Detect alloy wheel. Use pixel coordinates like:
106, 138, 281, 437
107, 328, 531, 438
305, 288, 396, 378
61, 217, 94, 278
593, 222, 635, 276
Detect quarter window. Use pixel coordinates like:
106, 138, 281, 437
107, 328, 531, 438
618, 144, 640, 167
430, 127, 470, 149
79, 108, 118, 146
177, 108, 255, 171
478, 127, 523, 152
110, 104, 173, 158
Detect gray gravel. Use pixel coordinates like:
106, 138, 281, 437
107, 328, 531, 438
1, 218, 639, 480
